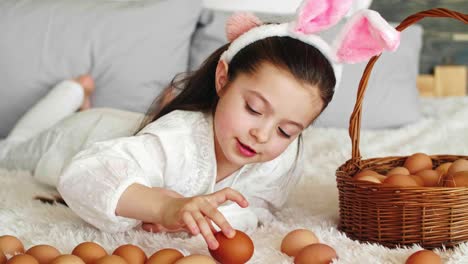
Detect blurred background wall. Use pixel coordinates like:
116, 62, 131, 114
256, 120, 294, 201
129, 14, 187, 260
371, 0, 468, 74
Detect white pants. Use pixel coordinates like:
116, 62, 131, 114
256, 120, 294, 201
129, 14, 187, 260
0, 81, 143, 187
7, 80, 85, 143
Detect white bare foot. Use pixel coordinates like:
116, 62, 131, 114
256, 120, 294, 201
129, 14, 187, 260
73, 74, 95, 111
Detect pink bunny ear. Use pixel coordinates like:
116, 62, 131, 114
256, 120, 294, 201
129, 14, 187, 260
335, 10, 401, 63
226, 12, 263, 42
293, 0, 353, 34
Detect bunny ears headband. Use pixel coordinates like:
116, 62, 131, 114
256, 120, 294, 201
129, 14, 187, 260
220, 0, 401, 88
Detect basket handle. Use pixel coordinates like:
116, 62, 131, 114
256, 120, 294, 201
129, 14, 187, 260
349, 8, 468, 162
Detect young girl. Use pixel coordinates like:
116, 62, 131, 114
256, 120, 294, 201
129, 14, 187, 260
0, 0, 399, 250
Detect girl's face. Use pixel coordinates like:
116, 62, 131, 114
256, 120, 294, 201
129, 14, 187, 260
213, 61, 324, 168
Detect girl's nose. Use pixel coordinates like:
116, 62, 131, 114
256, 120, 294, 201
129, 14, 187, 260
250, 126, 271, 144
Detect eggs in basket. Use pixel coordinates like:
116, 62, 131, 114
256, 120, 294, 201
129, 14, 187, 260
353, 153, 468, 188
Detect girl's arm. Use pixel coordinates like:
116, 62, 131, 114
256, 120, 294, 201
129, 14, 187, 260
116, 183, 249, 250
115, 184, 178, 224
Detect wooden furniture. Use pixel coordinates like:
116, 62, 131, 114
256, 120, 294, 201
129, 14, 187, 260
417, 65, 467, 97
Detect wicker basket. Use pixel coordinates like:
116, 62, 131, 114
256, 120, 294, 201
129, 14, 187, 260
336, 8, 468, 249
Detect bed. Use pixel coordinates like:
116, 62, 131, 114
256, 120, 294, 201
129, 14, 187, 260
2, 96, 468, 263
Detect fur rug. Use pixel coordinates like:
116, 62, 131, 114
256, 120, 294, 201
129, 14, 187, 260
2, 97, 468, 263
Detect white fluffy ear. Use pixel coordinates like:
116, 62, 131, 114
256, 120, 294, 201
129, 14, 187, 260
334, 9, 401, 63
292, 0, 353, 34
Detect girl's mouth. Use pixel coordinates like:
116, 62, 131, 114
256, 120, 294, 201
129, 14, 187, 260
236, 139, 257, 157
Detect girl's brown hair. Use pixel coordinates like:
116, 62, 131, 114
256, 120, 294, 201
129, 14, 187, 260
136, 36, 336, 133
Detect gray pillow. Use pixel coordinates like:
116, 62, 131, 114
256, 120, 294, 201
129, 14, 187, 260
0, 0, 202, 137
188, 9, 423, 129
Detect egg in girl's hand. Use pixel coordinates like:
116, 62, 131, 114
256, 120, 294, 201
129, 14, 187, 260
174, 254, 216, 264
50, 254, 85, 264
294, 243, 337, 264
405, 250, 441, 264
209, 230, 254, 264
404, 153, 433, 174
112, 244, 146, 264
281, 229, 319, 257
0, 235, 25, 256
94, 255, 127, 264
5, 254, 39, 264
72, 242, 107, 264
25, 245, 60, 264
146, 248, 184, 264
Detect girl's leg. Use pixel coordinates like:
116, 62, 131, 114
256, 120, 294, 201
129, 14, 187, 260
0, 75, 94, 172
7, 75, 94, 143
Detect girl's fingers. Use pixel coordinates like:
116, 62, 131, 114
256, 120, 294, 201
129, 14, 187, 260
192, 211, 219, 250
205, 217, 217, 233
183, 211, 200, 235
200, 201, 235, 239
210, 188, 249, 208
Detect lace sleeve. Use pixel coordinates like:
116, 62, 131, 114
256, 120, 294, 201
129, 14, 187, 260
57, 134, 166, 233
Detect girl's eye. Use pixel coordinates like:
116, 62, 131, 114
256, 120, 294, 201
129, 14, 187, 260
246, 103, 261, 115
278, 127, 291, 138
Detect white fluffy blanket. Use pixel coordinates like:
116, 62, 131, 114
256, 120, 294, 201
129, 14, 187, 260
2, 97, 468, 263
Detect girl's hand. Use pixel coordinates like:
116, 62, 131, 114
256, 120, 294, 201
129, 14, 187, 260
159, 187, 249, 250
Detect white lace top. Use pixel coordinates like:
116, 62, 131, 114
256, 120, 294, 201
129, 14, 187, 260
58, 110, 303, 234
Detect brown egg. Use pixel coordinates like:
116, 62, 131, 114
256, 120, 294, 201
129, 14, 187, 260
405, 250, 441, 264
112, 244, 146, 264
5, 254, 39, 264
353, 170, 386, 181
281, 229, 319, 257
174, 255, 216, 264
387, 167, 410, 176
447, 159, 468, 177
445, 171, 468, 187
415, 170, 442, 187
294, 243, 337, 264
355, 176, 381, 184
25, 245, 60, 264
1, 252, 6, 264
94, 255, 127, 264
209, 230, 254, 264
411, 175, 425, 187
435, 162, 452, 177
0, 235, 25, 256
50, 255, 85, 264
146, 248, 183, 264
71, 242, 107, 264
404, 153, 433, 174
383, 175, 419, 187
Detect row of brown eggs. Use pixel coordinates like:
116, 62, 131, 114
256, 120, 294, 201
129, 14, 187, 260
0, 235, 216, 264
280, 229, 337, 264
278, 229, 442, 264
353, 153, 468, 187
0, 231, 443, 264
